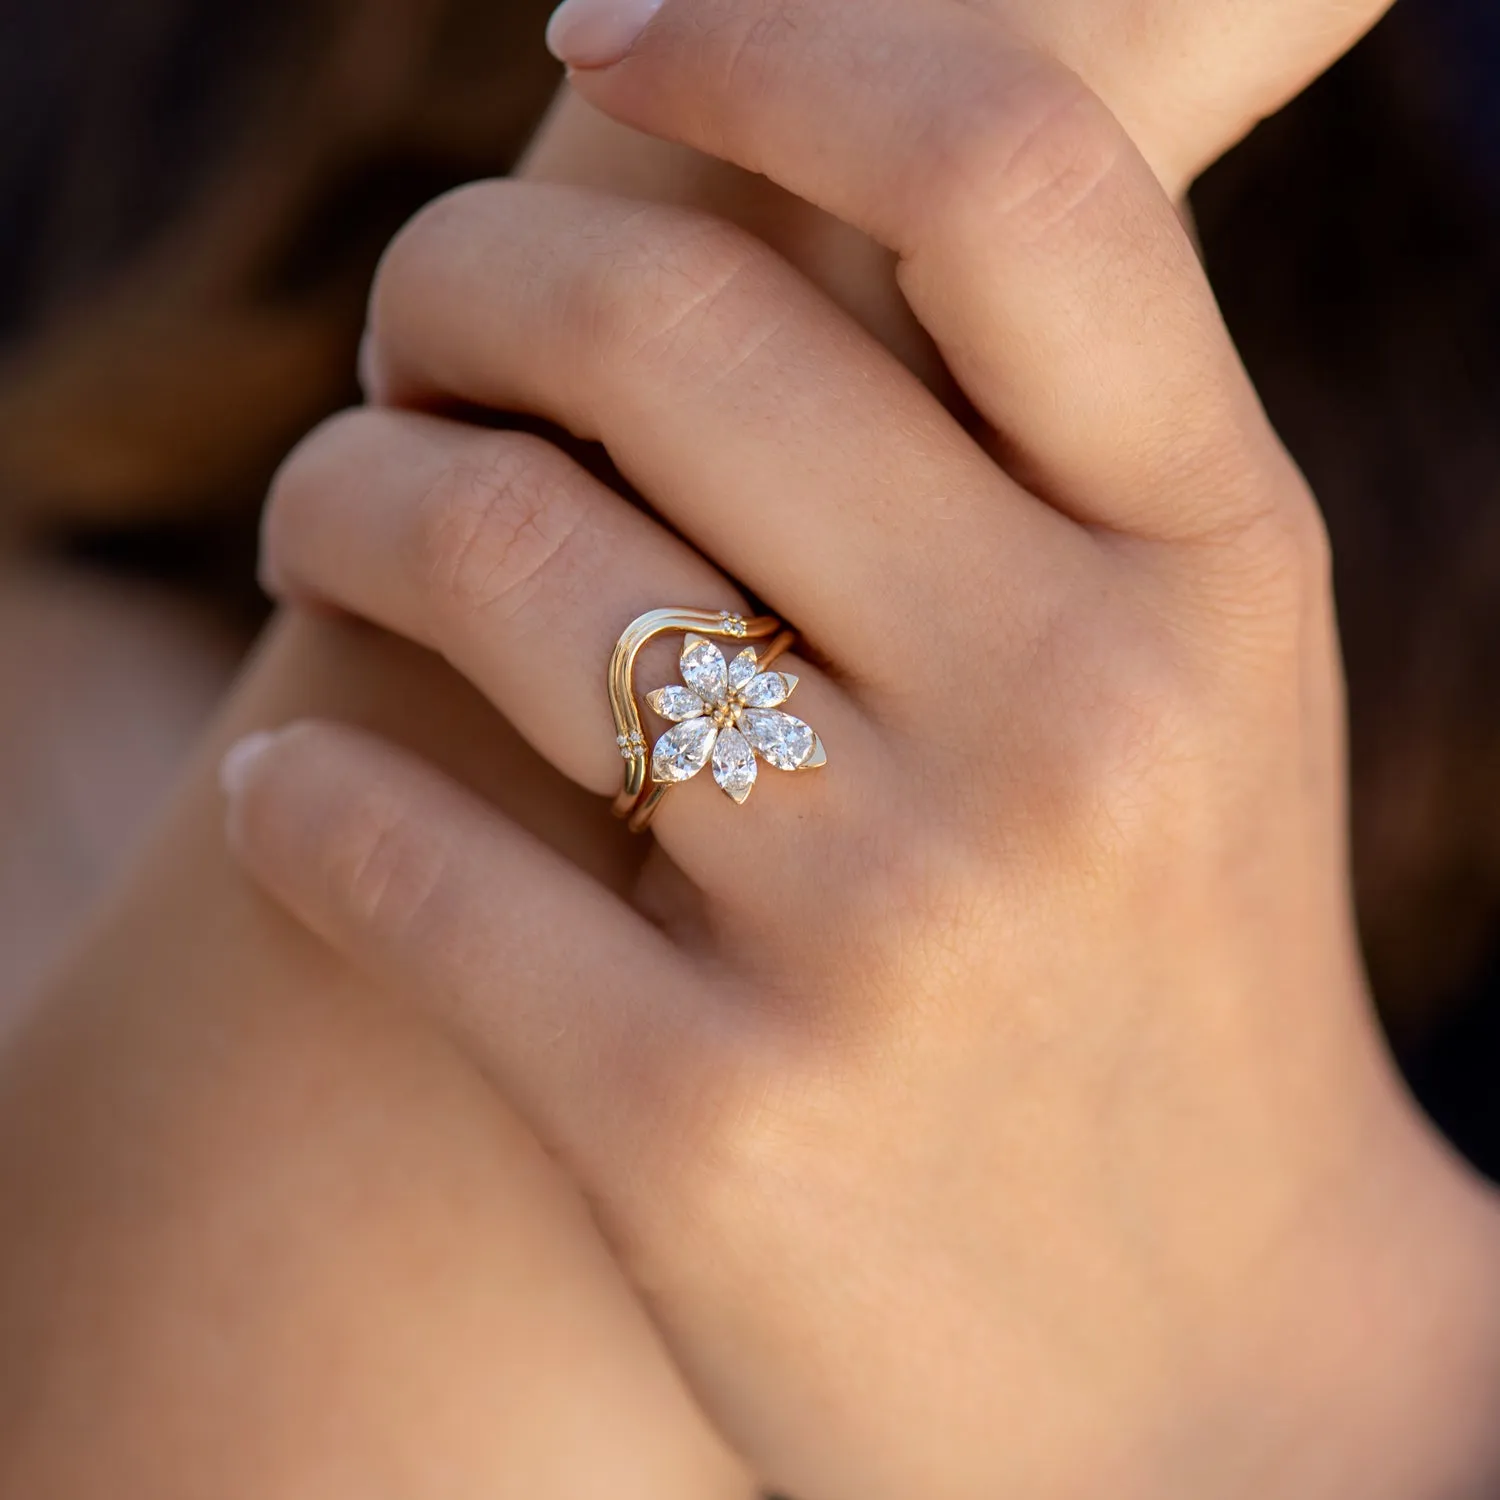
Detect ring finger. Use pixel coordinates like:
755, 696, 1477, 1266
263, 405, 872, 902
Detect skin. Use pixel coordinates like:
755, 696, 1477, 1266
1, 0, 1468, 1494
224, 3, 1500, 1498
0, 618, 747, 1500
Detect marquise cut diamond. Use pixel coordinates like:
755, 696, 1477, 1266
727, 648, 759, 691
646, 685, 706, 722
740, 671, 790, 708
652, 716, 717, 782
711, 726, 757, 803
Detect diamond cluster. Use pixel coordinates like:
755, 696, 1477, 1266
643, 633, 822, 804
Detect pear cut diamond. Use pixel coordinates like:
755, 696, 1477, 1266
679, 635, 727, 702
741, 708, 816, 770
652, 716, 718, 782
711, 726, 757, 803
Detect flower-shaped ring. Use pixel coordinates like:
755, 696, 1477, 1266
609, 608, 827, 832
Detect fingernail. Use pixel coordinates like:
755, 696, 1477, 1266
545, 0, 663, 67
219, 731, 278, 798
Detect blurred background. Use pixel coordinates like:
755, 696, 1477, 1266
0, 1, 1496, 1169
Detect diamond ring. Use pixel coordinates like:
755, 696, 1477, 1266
609, 608, 826, 832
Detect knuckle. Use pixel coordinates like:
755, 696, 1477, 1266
1024, 613, 1208, 853
920, 59, 1126, 244
580, 206, 785, 378
371, 178, 502, 321
1129, 387, 1267, 513
412, 439, 582, 626
705, 0, 815, 119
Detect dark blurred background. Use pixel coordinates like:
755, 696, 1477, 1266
0, 1, 1496, 1169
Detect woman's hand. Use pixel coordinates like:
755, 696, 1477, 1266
225, 3, 1500, 1495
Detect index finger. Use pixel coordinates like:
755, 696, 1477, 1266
550, 0, 1315, 554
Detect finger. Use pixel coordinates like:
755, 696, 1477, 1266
547, 0, 1307, 550
220, 719, 701, 1190
366, 179, 1084, 679
265, 407, 748, 800
263, 406, 871, 902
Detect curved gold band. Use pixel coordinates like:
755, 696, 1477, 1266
609, 608, 794, 832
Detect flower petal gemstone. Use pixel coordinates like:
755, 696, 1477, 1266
727, 647, 759, 691
646, 685, 707, 722
711, 726, 758, 803
679, 635, 727, 703
740, 671, 791, 708
652, 716, 718, 783
741, 708, 817, 770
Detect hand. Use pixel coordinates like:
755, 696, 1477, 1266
225, 3, 1500, 1495
498, 0, 1401, 890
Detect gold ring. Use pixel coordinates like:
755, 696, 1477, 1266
609, 608, 827, 832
